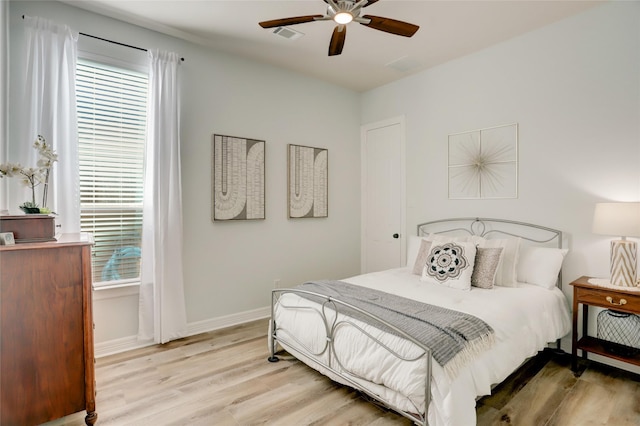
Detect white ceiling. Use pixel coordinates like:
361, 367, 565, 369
60, 0, 603, 92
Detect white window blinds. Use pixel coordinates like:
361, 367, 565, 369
76, 59, 148, 286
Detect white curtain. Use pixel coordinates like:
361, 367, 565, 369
23, 16, 79, 232
138, 49, 187, 343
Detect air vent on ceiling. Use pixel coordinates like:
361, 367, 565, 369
385, 56, 422, 73
272, 26, 304, 41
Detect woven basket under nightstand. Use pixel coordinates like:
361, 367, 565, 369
597, 309, 640, 357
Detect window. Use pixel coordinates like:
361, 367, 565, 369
76, 58, 148, 287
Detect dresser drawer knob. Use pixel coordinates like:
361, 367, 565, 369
606, 296, 627, 306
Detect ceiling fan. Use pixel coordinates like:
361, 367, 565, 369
259, 0, 420, 56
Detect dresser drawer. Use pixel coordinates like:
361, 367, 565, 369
576, 288, 640, 313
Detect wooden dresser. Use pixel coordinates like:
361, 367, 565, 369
0, 233, 97, 425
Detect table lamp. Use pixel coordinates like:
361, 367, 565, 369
592, 202, 640, 287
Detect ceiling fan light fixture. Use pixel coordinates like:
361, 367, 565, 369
334, 12, 353, 25
258, 0, 420, 57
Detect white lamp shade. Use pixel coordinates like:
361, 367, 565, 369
592, 202, 640, 238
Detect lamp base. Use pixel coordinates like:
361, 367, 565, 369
610, 239, 638, 287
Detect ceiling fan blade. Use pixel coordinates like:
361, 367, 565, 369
360, 15, 419, 37
259, 15, 323, 29
328, 25, 346, 56
327, 0, 380, 6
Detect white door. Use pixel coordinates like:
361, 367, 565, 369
361, 117, 405, 273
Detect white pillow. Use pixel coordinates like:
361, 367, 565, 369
406, 235, 425, 267
470, 236, 521, 287
517, 246, 569, 289
426, 233, 469, 243
412, 239, 433, 275
420, 241, 477, 290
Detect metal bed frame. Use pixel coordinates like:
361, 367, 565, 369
267, 218, 563, 425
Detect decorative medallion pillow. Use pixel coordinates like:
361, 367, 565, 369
420, 241, 477, 290
408, 233, 468, 271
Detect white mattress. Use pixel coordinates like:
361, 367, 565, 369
272, 267, 571, 426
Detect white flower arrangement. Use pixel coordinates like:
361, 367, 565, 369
0, 135, 58, 213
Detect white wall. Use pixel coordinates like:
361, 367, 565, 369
361, 2, 640, 372
7, 1, 361, 351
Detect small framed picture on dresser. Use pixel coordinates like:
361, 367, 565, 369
0, 232, 15, 245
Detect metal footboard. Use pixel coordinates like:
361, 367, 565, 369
268, 288, 432, 426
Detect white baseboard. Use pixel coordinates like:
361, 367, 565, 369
95, 335, 154, 358
186, 306, 270, 336
94, 306, 271, 358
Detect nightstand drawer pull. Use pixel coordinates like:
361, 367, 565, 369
606, 296, 627, 306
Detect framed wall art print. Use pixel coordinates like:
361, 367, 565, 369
288, 144, 328, 218
212, 134, 265, 221
448, 123, 518, 199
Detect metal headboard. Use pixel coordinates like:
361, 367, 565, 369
417, 217, 563, 288
417, 217, 562, 248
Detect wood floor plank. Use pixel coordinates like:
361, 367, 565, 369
41, 319, 640, 426
475, 403, 501, 425
476, 349, 552, 411
227, 368, 343, 424
489, 358, 577, 426
271, 385, 358, 425
559, 361, 640, 426
546, 379, 617, 426
309, 395, 411, 426
608, 384, 640, 426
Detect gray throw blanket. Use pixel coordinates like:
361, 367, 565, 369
296, 280, 495, 379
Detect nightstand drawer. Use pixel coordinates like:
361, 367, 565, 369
576, 288, 640, 312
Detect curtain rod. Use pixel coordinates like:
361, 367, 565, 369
22, 15, 185, 62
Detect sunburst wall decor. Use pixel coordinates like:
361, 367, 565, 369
448, 123, 518, 199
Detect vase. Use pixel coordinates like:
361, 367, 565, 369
19, 206, 42, 214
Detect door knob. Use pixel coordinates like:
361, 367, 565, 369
392, 233, 399, 239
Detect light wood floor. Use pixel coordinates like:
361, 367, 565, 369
45, 318, 640, 426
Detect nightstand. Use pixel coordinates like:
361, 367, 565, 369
570, 276, 640, 371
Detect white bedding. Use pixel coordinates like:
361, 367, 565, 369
272, 266, 571, 426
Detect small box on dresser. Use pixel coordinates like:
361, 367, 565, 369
0, 214, 57, 243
